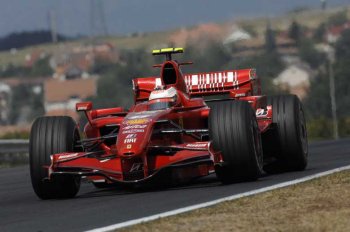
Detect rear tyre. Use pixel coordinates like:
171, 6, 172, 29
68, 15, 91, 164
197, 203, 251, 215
209, 101, 263, 184
30, 116, 81, 199
265, 95, 308, 172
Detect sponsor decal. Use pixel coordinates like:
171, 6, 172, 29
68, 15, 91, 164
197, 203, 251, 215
124, 134, 137, 144
58, 153, 79, 160
124, 138, 137, 143
256, 109, 267, 116
249, 69, 257, 80
235, 93, 246, 97
122, 129, 145, 134
125, 134, 136, 138
123, 125, 147, 130
186, 143, 208, 148
125, 118, 149, 125
130, 163, 143, 172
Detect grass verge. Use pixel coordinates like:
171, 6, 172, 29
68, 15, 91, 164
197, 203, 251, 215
120, 170, 350, 232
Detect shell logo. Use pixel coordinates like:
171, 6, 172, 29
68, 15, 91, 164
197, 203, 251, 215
126, 118, 149, 125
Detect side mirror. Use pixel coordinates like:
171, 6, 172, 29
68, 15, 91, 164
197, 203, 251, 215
76, 102, 92, 112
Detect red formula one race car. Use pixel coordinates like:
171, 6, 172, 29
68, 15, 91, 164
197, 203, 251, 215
29, 48, 308, 199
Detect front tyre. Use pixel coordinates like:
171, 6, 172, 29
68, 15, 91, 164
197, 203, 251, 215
209, 101, 263, 183
30, 116, 81, 199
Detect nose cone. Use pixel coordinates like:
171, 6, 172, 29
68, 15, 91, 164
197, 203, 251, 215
117, 122, 150, 156
117, 111, 162, 156
117, 109, 172, 156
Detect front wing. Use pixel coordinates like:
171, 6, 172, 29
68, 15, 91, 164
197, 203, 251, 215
48, 142, 218, 184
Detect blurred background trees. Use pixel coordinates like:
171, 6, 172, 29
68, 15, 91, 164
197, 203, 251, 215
1, 6, 350, 140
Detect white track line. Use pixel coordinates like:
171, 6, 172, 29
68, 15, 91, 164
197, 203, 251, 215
86, 165, 350, 232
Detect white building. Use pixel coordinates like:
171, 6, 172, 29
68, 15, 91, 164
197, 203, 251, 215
223, 28, 252, 45
274, 64, 312, 99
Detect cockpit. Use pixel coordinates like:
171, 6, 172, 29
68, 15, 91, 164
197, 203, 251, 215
148, 87, 179, 110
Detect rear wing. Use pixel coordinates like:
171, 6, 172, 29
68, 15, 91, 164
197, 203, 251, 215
132, 69, 260, 102
184, 69, 260, 97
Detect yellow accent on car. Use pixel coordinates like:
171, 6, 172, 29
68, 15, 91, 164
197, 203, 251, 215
152, 47, 184, 55
152, 49, 161, 54
174, 47, 184, 53
161, 48, 174, 52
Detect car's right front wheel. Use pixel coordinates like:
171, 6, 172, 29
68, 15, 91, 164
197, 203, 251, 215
30, 116, 81, 199
209, 100, 263, 184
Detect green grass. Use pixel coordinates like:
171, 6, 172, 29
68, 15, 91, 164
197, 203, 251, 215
120, 170, 350, 232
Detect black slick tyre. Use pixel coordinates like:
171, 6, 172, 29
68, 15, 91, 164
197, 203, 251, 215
209, 100, 263, 183
30, 116, 81, 199
266, 95, 308, 172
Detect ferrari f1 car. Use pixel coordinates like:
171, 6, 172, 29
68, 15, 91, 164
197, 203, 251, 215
30, 48, 308, 199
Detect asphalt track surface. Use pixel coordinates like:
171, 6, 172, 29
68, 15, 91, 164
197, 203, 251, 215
1, 139, 350, 232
